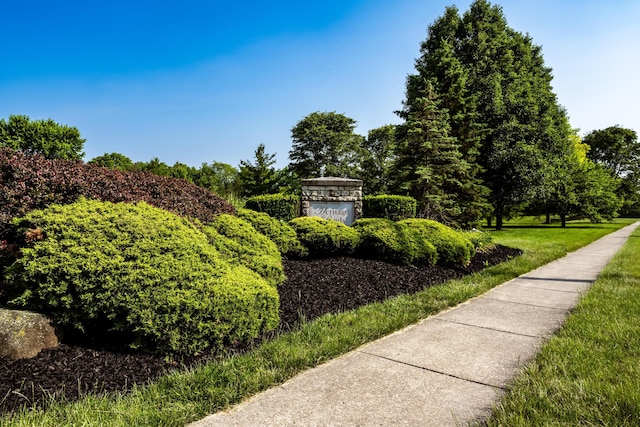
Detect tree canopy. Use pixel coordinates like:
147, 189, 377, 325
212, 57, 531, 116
289, 111, 364, 179
400, 0, 573, 229
0, 115, 85, 160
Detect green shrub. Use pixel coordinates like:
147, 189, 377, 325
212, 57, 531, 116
3, 199, 279, 357
462, 229, 494, 253
363, 195, 417, 221
203, 213, 285, 287
245, 194, 300, 221
289, 216, 360, 258
353, 218, 436, 265
236, 208, 307, 258
398, 219, 474, 266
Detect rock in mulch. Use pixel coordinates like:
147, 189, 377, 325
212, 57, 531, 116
0, 308, 60, 359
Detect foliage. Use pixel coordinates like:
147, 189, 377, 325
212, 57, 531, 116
398, 218, 474, 266
584, 126, 639, 178
362, 195, 416, 221
236, 208, 308, 258
0, 148, 234, 239
541, 132, 622, 227
244, 194, 300, 221
289, 111, 365, 178
406, 0, 573, 229
3, 199, 279, 357
394, 80, 486, 228
192, 161, 240, 198
461, 229, 494, 253
584, 125, 640, 215
289, 216, 360, 258
0, 115, 85, 160
238, 144, 288, 197
88, 152, 135, 171
360, 125, 397, 195
202, 214, 285, 288
353, 218, 437, 266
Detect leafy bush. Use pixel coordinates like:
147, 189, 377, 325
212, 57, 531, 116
236, 208, 308, 258
0, 148, 234, 237
203, 214, 285, 287
398, 219, 474, 266
244, 194, 300, 221
462, 229, 494, 253
3, 199, 278, 357
289, 216, 360, 258
363, 195, 416, 221
353, 218, 436, 265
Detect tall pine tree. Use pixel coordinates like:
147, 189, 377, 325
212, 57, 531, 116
394, 80, 479, 228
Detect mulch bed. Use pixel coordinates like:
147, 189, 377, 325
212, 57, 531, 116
0, 245, 521, 415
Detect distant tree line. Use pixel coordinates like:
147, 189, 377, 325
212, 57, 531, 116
3, 0, 639, 229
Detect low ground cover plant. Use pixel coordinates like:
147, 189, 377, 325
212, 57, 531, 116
236, 208, 307, 258
398, 218, 474, 266
289, 216, 360, 257
203, 213, 285, 287
2, 199, 279, 358
352, 217, 437, 265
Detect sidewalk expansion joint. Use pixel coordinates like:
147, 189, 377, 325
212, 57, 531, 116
483, 295, 578, 309
517, 276, 595, 284
432, 318, 546, 339
359, 350, 507, 391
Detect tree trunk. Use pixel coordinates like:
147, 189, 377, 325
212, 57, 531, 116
486, 216, 492, 228
560, 213, 566, 228
495, 213, 503, 230
545, 213, 551, 224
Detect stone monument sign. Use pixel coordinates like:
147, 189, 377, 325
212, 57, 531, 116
301, 177, 363, 226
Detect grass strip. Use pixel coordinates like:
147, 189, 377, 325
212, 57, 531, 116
1, 219, 635, 426
483, 222, 640, 426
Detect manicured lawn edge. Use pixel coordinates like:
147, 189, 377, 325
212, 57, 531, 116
2, 220, 634, 426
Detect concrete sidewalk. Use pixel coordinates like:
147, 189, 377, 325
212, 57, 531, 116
190, 222, 639, 427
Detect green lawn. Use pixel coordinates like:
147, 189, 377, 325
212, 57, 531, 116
483, 220, 640, 426
1, 218, 636, 426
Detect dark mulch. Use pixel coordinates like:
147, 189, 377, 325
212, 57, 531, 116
0, 245, 521, 415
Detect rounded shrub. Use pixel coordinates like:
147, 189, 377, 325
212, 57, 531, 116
362, 195, 417, 221
289, 216, 360, 258
3, 199, 279, 357
353, 218, 436, 265
244, 194, 300, 221
236, 208, 307, 258
398, 219, 474, 266
203, 213, 285, 287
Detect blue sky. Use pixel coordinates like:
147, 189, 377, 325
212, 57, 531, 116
2, 0, 639, 169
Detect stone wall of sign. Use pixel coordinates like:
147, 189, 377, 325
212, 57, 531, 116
301, 177, 363, 225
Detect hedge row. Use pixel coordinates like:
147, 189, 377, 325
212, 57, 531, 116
0, 148, 234, 236
237, 209, 478, 266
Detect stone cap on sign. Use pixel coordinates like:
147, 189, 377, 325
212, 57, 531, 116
301, 177, 363, 186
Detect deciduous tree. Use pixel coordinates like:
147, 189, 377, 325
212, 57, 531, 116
289, 111, 364, 179
0, 115, 85, 160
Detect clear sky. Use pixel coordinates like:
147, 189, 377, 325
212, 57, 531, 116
2, 0, 639, 169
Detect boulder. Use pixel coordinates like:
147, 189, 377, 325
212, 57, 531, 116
0, 308, 60, 359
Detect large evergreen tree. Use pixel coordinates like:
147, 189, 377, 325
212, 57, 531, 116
394, 80, 480, 228
404, 0, 572, 229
